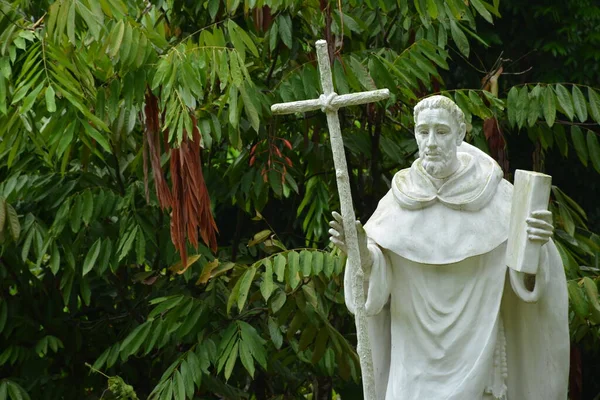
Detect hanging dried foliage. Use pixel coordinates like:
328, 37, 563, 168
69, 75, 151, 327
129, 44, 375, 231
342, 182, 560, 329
143, 92, 218, 269
169, 120, 218, 268
482, 67, 509, 177
483, 117, 509, 177
144, 92, 173, 209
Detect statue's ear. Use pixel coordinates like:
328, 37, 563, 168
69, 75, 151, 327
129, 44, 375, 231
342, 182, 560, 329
457, 122, 466, 145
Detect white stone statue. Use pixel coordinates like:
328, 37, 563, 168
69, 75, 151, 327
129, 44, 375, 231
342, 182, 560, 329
330, 95, 569, 400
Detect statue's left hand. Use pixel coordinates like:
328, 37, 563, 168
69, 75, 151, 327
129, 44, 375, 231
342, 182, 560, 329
526, 210, 554, 245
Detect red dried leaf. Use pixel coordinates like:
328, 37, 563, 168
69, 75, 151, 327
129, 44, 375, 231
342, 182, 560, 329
253, 6, 272, 32
261, 168, 268, 182
168, 118, 218, 269
144, 91, 173, 209
249, 155, 256, 166
169, 148, 185, 263
142, 126, 150, 203
281, 138, 292, 150
144, 92, 218, 270
483, 117, 509, 177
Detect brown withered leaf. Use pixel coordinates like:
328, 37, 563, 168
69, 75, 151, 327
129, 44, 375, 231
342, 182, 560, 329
481, 67, 509, 177
142, 125, 150, 203
168, 119, 218, 268
144, 92, 172, 209
144, 90, 218, 270
483, 117, 509, 177
169, 147, 186, 265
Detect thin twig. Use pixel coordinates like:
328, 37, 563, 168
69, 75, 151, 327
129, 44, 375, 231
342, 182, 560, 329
447, 46, 488, 74
501, 67, 533, 76
382, 11, 399, 45
265, 45, 280, 87
29, 13, 45, 30
85, 362, 111, 379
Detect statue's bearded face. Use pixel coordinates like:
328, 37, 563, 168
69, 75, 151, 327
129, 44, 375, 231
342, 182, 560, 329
415, 108, 464, 179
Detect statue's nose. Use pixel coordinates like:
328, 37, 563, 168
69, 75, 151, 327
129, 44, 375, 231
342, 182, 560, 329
426, 133, 438, 147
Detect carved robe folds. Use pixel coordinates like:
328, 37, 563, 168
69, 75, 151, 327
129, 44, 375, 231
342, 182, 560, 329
344, 143, 569, 400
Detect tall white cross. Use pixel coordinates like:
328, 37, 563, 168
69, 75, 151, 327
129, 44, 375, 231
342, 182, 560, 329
271, 40, 389, 400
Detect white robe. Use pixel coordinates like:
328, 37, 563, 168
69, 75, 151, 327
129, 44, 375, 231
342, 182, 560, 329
345, 143, 569, 400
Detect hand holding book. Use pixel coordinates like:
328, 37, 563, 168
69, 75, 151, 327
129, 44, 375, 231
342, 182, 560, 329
506, 170, 553, 275
526, 210, 554, 243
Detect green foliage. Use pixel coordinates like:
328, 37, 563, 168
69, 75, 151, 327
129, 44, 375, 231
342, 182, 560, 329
0, 380, 31, 400
0, 0, 599, 398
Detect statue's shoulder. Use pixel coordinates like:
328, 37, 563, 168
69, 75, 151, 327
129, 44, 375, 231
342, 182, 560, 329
364, 189, 397, 228
498, 177, 513, 199
372, 188, 397, 212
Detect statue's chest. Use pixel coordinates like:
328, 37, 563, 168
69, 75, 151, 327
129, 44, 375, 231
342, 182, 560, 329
386, 247, 506, 335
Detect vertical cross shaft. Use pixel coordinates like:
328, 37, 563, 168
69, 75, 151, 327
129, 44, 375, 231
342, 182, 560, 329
271, 40, 388, 400
314, 40, 376, 400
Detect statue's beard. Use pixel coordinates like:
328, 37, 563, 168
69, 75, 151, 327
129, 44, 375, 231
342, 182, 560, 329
420, 148, 457, 178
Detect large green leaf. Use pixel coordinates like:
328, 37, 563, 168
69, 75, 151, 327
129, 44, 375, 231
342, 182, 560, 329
555, 84, 574, 121
277, 14, 292, 49
299, 250, 312, 277
259, 259, 274, 301
568, 281, 589, 318
506, 86, 519, 127
173, 370, 185, 400
571, 125, 588, 166
554, 124, 568, 157
449, 20, 470, 57
470, 0, 493, 23
586, 130, 600, 173
542, 86, 556, 127
287, 251, 301, 289
5, 203, 20, 241
273, 254, 286, 282
572, 85, 588, 122
237, 266, 257, 312
515, 86, 528, 128
238, 339, 255, 377
588, 87, 600, 123
268, 317, 283, 349
82, 238, 101, 276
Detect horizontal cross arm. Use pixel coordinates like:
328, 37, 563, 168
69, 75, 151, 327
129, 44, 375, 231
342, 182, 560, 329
271, 98, 322, 115
334, 89, 390, 108
271, 88, 390, 115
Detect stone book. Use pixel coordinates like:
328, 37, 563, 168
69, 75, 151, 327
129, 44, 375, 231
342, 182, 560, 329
506, 170, 552, 274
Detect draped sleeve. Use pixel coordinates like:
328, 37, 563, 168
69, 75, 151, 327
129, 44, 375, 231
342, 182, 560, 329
502, 239, 569, 400
508, 243, 550, 303
365, 242, 392, 316
344, 239, 392, 316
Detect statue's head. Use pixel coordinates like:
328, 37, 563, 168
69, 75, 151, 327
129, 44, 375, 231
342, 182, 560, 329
413, 95, 467, 179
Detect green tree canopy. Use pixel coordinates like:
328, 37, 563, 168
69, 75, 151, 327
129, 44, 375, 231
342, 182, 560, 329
0, 0, 599, 399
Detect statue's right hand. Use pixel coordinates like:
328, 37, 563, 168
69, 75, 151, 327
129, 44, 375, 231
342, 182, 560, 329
329, 212, 374, 272
329, 211, 348, 254
329, 212, 370, 261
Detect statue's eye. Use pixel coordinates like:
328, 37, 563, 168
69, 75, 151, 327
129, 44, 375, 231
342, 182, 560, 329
437, 129, 448, 135
418, 130, 428, 135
